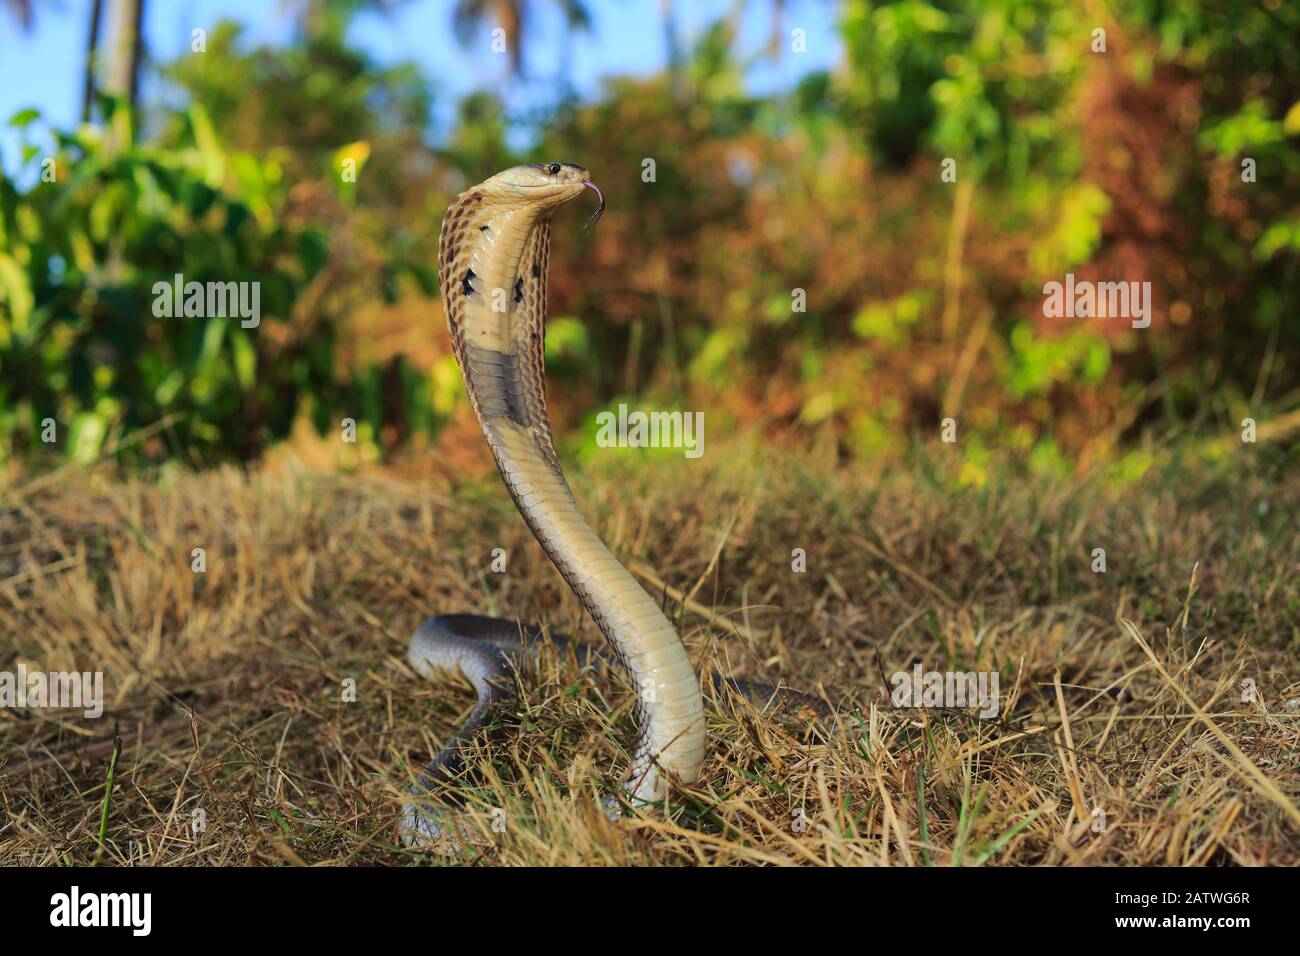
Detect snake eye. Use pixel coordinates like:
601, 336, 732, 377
548, 163, 562, 175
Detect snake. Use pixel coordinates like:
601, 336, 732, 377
401, 163, 825, 847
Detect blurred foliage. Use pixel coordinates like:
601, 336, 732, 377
0, 94, 440, 463
1, 0, 1298, 470
1, 99, 324, 461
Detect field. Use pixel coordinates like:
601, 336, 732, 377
2, 437, 1297, 866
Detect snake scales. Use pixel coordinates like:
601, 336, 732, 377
402, 163, 826, 846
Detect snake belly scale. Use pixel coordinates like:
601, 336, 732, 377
402, 163, 705, 844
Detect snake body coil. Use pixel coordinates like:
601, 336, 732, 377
402, 164, 705, 844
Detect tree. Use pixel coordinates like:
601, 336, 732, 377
82, 0, 104, 122
1, 0, 33, 29
452, 0, 591, 81
102, 0, 146, 111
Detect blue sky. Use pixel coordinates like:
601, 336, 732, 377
0, 0, 841, 172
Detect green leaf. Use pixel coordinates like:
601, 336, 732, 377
7, 108, 40, 129
1254, 218, 1300, 262
69, 412, 108, 464
231, 329, 257, 390
1285, 101, 1300, 136
297, 230, 328, 279
0, 252, 33, 337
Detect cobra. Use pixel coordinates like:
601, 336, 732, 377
401, 162, 703, 844
401, 163, 827, 846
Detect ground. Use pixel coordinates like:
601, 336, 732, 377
1, 439, 1297, 865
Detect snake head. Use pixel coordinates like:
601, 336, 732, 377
484, 163, 604, 228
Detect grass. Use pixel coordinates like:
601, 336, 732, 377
1, 436, 1298, 866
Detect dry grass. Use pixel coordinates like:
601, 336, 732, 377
1, 438, 1298, 866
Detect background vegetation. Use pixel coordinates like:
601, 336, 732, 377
2, 0, 1297, 476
